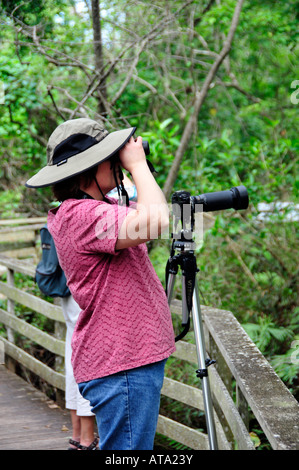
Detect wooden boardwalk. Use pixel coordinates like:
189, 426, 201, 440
0, 365, 72, 450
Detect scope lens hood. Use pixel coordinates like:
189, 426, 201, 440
233, 185, 249, 210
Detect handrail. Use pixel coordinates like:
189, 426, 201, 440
0, 218, 45, 258
0, 253, 299, 450
0, 217, 47, 226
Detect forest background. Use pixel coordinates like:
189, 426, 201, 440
0, 0, 298, 402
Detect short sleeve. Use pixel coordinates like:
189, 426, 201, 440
68, 199, 131, 255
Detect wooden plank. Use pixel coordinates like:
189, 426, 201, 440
0, 232, 36, 245
162, 376, 204, 411
0, 247, 37, 259
0, 233, 35, 244
0, 365, 71, 450
203, 306, 299, 450
161, 376, 231, 450
0, 434, 71, 451
208, 365, 254, 450
0, 281, 65, 322
0, 254, 36, 277
172, 340, 197, 364
156, 415, 209, 450
0, 217, 47, 226
0, 308, 65, 357
0, 241, 35, 252
1, 338, 65, 390
0, 224, 43, 234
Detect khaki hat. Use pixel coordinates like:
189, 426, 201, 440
26, 118, 136, 188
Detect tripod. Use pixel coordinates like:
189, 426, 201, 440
164, 185, 249, 450
165, 233, 219, 450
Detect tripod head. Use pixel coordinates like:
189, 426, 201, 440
171, 185, 249, 242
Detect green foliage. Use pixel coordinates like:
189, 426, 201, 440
242, 317, 293, 354
0, 189, 22, 217
271, 336, 299, 390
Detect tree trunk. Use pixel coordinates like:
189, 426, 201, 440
91, 0, 107, 115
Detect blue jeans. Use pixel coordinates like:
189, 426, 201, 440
78, 359, 167, 450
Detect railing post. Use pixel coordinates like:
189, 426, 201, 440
6, 268, 17, 372
53, 297, 66, 407
236, 384, 250, 430
6, 268, 15, 342
0, 338, 4, 364
34, 228, 41, 264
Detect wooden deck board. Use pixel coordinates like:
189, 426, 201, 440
0, 365, 72, 450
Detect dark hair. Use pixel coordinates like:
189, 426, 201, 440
52, 165, 98, 201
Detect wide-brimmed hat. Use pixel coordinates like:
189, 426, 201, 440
25, 118, 136, 188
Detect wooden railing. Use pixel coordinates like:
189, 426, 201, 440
0, 217, 46, 260
0, 221, 299, 450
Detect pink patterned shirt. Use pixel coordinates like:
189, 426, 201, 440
48, 197, 175, 383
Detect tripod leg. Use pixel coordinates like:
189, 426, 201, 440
181, 275, 190, 326
192, 283, 218, 450
166, 273, 176, 305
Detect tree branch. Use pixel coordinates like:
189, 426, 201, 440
109, 40, 150, 107
163, 0, 245, 200
10, 15, 93, 78
216, 79, 261, 103
47, 87, 67, 121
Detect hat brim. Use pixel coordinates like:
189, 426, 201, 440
25, 127, 136, 188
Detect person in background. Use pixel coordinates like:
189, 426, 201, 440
61, 295, 98, 450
